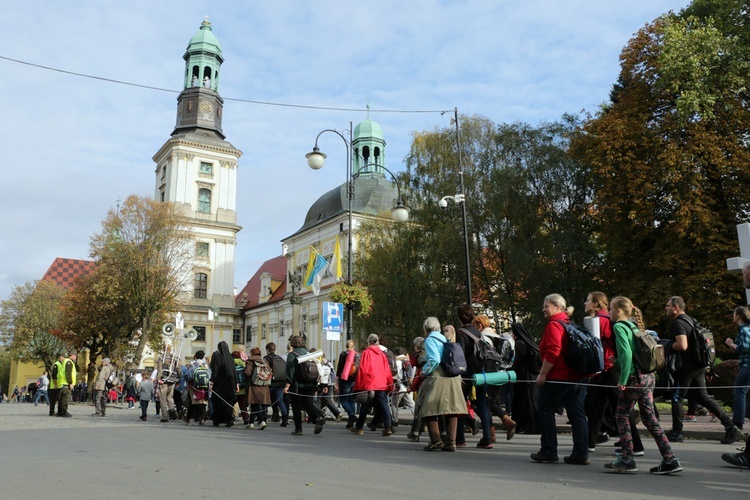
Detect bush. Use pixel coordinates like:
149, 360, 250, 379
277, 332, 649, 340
708, 359, 739, 408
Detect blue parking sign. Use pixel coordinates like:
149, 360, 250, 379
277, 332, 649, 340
322, 302, 344, 334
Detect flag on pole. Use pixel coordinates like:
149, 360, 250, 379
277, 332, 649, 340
330, 236, 343, 281
304, 246, 329, 296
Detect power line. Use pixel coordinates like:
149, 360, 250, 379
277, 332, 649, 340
0, 54, 451, 114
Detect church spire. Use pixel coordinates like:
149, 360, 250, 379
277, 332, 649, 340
352, 106, 386, 176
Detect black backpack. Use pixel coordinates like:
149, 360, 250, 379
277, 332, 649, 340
266, 354, 287, 383
385, 349, 399, 377
491, 335, 515, 370
677, 316, 715, 368
295, 355, 319, 384
555, 320, 604, 375
460, 328, 504, 373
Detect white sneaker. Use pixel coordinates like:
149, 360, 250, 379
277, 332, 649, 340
246, 423, 254, 429
259, 421, 267, 430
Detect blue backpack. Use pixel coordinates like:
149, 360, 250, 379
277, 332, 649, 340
438, 337, 467, 378
235, 362, 246, 386
555, 320, 604, 375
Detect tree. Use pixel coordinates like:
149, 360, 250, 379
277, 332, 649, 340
569, 2, 750, 347
0, 280, 69, 373
66, 195, 194, 367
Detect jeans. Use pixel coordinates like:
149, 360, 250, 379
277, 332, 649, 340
34, 389, 48, 405
356, 390, 392, 430
671, 366, 734, 433
538, 380, 589, 458
141, 399, 150, 418
269, 386, 288, 418
338, 379, 356, 418
733, 364, 750, 429
457, 382, 493, 443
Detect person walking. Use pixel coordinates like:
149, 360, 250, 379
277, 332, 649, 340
335, 340, 359, 428
138, 372, 154, 421
34, 371, 49, 407
92, 358, 114, 417
210, 341, 238, 427
350, 334, 395, 437
725, 306, 750, 431
664, 296, 744, 444
284, 335, 326, 436
531, 294, 589, 465
604, 296, 682, 475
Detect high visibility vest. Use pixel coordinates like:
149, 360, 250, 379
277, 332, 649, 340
50, 360, 64, 389
55, 358, 77, 388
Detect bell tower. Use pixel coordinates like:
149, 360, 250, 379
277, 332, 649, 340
152, 18, 243, 349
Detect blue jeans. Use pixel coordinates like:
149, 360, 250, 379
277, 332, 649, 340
338, 379, 356, 418
356, 390, 392, 429
34, 389, 48, 405
456, 381, 493, 443
733, 364, 750, 429
538, 380, 589, 459
269, 386, 288, 417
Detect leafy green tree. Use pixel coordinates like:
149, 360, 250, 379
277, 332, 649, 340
569, 2, 750, 346
0, 280, 69, 373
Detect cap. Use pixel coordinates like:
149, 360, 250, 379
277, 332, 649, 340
102, 358, 111, 363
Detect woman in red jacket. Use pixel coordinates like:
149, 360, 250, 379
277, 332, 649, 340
350, 333, 394, 437
531, 293, 589, 465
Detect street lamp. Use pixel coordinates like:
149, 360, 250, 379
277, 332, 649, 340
439, 192, 471, 304
306, 123, 409, 339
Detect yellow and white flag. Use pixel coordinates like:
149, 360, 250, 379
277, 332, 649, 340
330, 236, 343, 281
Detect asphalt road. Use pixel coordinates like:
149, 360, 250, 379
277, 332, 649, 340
1, 402, 748, 499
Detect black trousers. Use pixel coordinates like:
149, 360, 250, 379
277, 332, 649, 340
291, 385, 323, 431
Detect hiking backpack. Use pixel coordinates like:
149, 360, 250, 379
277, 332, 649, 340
689, 317, 716, 367
235, 362, 247, 386
491, 334, 515, 370
460, 328, 504, 373
106, 369, 118, 389
192, 365, 210, 389
438, 338, 467, 377
385, 349, 399, 377
619, 320, 666, 373
296, 355, 319, 384
555, 320, 605, 375
251, 360, 273, 386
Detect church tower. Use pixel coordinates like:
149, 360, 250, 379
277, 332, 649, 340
152, 18, 243, 349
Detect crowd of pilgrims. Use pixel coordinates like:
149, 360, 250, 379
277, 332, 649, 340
81, 292, 750, 474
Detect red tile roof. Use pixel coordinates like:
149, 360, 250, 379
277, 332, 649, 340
41, 258, 96, 290
235, 255, 287, 310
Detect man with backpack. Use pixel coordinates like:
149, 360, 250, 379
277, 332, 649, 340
92, 358, 114, 417
664, 296, 744, 444
455, 304, 495, 449
284, 335, 326, 436
265, 342, 289, 427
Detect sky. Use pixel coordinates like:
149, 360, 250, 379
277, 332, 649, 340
0, 0, 693, 302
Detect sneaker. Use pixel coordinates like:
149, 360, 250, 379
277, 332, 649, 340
564, 455, 590, 465
259, 421, 267, 430
665, 430, 684, 442
615, 450, 645, 457
710, 415, 719, 423
350, 427, 364, 436
596, 432, 610, 444
721, 427, 745, 445
246, 423, 255, 429
382, 428, 393, 437
722, 451, 750, 469
424, 441, 443, 451
291, 429, 303, 436
605, 457, 638, 473
683, 414, 696, 422
650, 459, 683, 475
336, 413, 344, 422
476, 438, 493, 449
531, 451, 559, 463
587, 446, 596, 453
314, 418, 326, 435
407, 431, 419, 442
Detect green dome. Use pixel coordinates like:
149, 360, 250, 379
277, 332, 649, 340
353, 117, 383, 141
186, 18, 222, 56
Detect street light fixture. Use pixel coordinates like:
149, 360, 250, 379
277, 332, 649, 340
306, 123, 409, 339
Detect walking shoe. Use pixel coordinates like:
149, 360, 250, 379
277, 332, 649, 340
615, 450, 645, 457
683, 414, 696, 422
722, 450, 750, 469
91, 413, 101, 417
502, 415, 517, 441
596, 432, 610, 444
424, 441, 443, 451
456, 442, 467, 448
710, 415, 719, 423
665, 430, 684, 442
139, 415, 147, 421
291, 429, 303, 436
604, 457, 637, 473
530, 451, 559, 462
382, 428, 393, 437
476, 438, 493, 449
314, 418, 326, 435
441, 443, 456, 452
564, 455, 590, 465
62, 413, 72, 418
160, 418, 169, 423
407, 431, 419, 442
587, 446, 596, 453
650, 459, 683, 475
246, 423, 254, 429
259, 421, 267, 430
350, 426, 364, 436
336, 413, 344, 422
721, 426, 745, 445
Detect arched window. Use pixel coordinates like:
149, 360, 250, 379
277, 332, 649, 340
194, 273, 208, 298
198, 188, 211, 213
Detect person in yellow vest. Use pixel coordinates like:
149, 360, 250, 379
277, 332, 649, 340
56, 351, 77, 418
49, 355, 65, 416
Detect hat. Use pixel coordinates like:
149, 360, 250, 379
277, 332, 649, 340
102, 358, 111, 364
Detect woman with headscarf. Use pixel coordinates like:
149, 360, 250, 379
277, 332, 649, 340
210, 341, 237, 427
511, 322, 541, 434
